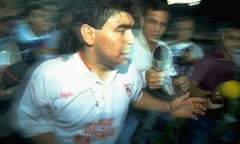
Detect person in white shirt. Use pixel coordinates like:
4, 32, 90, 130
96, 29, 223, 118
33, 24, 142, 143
117, 1, 194, 144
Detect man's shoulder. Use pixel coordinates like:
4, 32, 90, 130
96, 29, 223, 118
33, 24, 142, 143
32, 54, 76, 73
198, 49, 221, 65
205, 49, 221, 58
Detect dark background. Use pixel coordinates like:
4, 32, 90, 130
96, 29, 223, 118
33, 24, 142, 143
168, 0, 239, 39
170, 0, 238, 21
198, 0, 238, 21
165, 0, 239, 53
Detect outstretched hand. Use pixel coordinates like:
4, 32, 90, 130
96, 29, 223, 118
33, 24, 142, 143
169, 92, 207, 120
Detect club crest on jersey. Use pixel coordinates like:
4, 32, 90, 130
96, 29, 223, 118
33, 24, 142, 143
124, 83, 133, 97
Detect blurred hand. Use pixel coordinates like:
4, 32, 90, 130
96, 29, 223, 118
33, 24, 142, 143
0, 66, 7, 80
0, 88, 12, 100
169, 92, 207, 120
145, 68, 165, 89
173, 76, 189, 93
206, 91, 225, 109
0, 66, 6, 73
0, 66, 12, 100
182, 51, 192, 62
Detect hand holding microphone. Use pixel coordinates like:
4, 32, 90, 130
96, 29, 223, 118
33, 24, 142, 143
145, 68, 165, 89
151, 41, 177, 96
211, 80, 240, 102
205, 80, 240, 109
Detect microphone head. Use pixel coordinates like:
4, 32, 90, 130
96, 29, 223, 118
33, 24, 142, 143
152, 43, 171, 71
1, 61, 29, 88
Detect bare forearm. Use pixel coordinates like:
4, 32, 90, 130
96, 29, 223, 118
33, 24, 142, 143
133, 90, 207, 120
132, 91, 169, 113
27, 132, 57, 144
189, 81, 211, 97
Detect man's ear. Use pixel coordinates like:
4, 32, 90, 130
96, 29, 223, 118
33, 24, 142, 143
80, 24, 95, 46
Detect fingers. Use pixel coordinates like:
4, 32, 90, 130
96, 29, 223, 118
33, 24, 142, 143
148, 81, 163, 89
190, 97, 208, 104
174, 76, 189, 92
146, 69, 165, 89
170, 92, 190, 110
189, 114, 199, 120
184, 97, 207, 120
0, 89, 12, 101
178, 92, 190, 101
174, 76, 187, 85
189, 101, 207, 120
170, 94, 208, 120
195, 103, 207, 111
188, 106, 205, 120
0, 89, 12, 96
193, 106, 206, 115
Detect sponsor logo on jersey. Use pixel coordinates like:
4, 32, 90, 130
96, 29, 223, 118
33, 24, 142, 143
73, 118, 116, 143
60, 91, 74, 98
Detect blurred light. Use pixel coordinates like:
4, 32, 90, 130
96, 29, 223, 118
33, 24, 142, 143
167, 0, 201, 6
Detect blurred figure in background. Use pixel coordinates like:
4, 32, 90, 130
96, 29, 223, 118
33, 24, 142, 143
179, 22, 240, 144
0, 0, 22, 20
1, 1, 61, 143
56, 4, 73, 30
166, 16, 204, 77
0, 0, 27, 143
13, 2, 61, 65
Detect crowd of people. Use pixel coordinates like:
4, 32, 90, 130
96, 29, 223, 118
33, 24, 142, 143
0, 0, 239, 144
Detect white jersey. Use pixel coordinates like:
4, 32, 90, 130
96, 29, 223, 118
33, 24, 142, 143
12, 52, 143, 144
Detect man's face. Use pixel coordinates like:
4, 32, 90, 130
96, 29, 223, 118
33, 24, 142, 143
142, 9, 169, 42
94, 12, 135, 67
222, 28, 240, 53
176, 19, 195, 41
27, 9, 53, 35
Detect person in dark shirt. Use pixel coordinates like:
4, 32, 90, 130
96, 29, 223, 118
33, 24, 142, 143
179, 22, 240, 144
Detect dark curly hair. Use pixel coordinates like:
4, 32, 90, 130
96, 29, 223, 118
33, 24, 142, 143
58, 0, 132, 54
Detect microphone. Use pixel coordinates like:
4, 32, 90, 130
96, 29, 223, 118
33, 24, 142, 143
152, 41, 181, 96
152, 41, 174, 96
1, 61, 29, 89
152, 43, 171, 72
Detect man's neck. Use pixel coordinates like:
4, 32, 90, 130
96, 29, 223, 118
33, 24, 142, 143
79, 50, 111, 81
220, 48, 233, 61
148, 40, 158, 52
